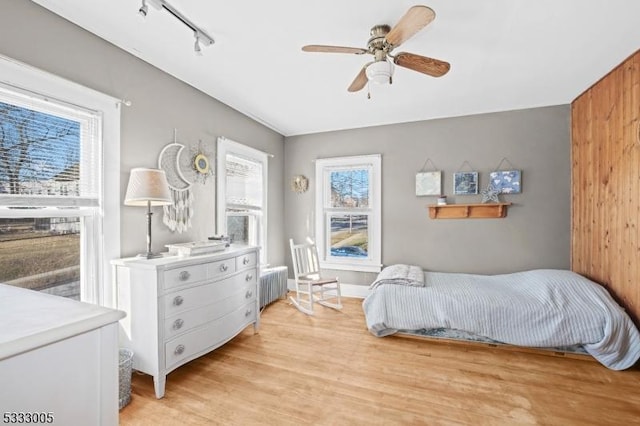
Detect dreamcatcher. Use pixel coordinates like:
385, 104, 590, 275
158, 131, 194, 233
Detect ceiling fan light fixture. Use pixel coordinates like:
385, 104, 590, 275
366, 60, 394, 84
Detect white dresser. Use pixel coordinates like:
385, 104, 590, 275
112, 244, 259, 399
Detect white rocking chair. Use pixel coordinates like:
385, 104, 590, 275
289, 238, 342, 315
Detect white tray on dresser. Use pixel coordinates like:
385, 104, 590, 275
165, 240, 227, 256
112, 244, 260, 398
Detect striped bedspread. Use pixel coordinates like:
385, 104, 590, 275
362, 268, 640, 370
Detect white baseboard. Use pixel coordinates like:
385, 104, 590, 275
287, 279, 368, 299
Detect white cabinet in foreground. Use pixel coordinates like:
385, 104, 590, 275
0, 285, 125, 426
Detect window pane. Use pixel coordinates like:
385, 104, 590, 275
330, 214, 368, 258
227, 215, 249, 244
330, 169, 369, 208
0, 101, 81, 197
227, 212, 261, 248
0, 217, 80, 300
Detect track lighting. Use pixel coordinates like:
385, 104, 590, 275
137, 0, 215, 55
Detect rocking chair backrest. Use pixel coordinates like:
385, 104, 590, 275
290, 238, 321, 279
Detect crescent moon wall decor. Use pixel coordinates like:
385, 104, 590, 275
158, 136, 195, 234
158, 142, 192, 191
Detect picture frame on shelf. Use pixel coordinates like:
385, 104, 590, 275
453, 171, 478, 195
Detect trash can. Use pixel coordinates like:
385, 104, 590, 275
118, 348, 134, 410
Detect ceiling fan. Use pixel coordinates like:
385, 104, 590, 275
302, 5, 450, 95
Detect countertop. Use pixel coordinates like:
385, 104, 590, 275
0, 284, 125, 360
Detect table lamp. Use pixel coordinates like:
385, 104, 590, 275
124, 168, 173, 258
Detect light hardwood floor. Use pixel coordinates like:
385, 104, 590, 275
120, 297, 640, 425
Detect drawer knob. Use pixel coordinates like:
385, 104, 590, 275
172, 318, 184, 330
245, 273, 253, 282
220, 264, 228, 272
245, 309, 252, 317
245, 290, 253, 299
173, 295, 184, 306
178, 270, 191, 281
174, 344, 185, 355
243, 257, 250, 265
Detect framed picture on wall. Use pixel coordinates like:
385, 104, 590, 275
453, 171, 478, 195
415, 171, 441, 196
489, 170, 522, 194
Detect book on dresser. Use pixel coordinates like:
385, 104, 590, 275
112, 244, 260, 398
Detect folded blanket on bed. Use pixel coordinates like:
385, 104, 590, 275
369, 264, 425, 290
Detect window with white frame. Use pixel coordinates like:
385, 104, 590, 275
0, 56, 120, 306
315, 154, 381, 273
216, 137, 268, 264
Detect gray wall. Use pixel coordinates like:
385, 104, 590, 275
285, 106, 571, 285
0, 1, 286, 265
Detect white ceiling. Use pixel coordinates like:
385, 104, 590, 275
32, 0, 640, 136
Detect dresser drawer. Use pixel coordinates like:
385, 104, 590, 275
164, 301, 256, 369
163, 285, 256, 339
163, 271, 257, 317
236, 252, 257, 270
163, 263, 208, 290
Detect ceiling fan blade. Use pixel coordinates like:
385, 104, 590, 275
302, 45, 368, 55
393, 52, 450, 77
347, 66, 369, 92
385, 5, 435, 48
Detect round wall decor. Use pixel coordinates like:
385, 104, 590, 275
194, 153, 210, 174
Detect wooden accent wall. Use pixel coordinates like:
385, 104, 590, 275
571, 49, 640, 325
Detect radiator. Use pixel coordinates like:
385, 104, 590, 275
260, 266, 288, 308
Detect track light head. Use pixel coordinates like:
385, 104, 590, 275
138, 0, 148, 17
195, 31, 214, 47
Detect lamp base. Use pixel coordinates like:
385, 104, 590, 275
136, 252, 165, 259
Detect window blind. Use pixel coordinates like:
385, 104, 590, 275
0, 83, 100, 208
225, 153, 263, 210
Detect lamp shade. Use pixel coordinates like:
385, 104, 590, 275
124, 168, 173, 206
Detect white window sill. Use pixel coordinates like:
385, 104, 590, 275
319, 261, 382, 273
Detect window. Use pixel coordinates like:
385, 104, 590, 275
0, 55, 120, 306
315, 154, 381, 272
216, 137, 268, 264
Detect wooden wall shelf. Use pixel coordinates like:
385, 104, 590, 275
428, 203, 511, 219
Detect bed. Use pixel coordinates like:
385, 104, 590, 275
362, 265, 640, 370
